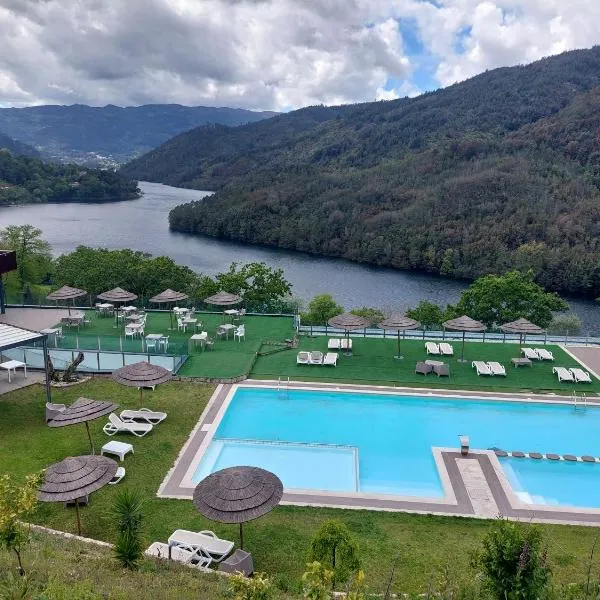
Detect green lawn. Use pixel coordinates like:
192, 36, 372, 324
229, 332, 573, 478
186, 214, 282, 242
4, 380, 600, 595
252, 337, 600, 394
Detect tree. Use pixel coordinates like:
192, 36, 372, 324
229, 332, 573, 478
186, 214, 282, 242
301, 294, 343, 326
111, 489, 144, 570
0, 472, 42, 575
309, 520, 360, 589
350, 307, 384, 325
0, 225, 51, 288
548, 313, 583, 335
454, 271, 568, 328
471, 519, 551, 600
406, 301, 447, 330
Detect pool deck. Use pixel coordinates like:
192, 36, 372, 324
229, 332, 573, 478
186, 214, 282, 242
158, 381, 600, 526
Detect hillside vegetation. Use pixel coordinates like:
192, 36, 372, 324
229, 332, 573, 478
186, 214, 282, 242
122, 46, 600, 297
0, 130, 39, 157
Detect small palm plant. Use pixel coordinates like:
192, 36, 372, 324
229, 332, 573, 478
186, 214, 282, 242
111, 489, 144, 570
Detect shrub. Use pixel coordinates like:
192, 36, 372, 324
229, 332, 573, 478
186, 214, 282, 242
301, 294, 343, 326
302, 561, 332, 600
228, 571, 273, 600
111, 489, 144, 570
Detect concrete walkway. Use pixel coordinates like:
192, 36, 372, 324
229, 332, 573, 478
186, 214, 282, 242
0, 373, 44, 396
0, 307, 70, 331
564, 346, 600, 379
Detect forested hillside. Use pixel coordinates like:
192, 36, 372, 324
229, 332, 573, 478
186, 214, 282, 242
0, 151, 140, 205
0, 131, 39, 158
123, 46, 600, 296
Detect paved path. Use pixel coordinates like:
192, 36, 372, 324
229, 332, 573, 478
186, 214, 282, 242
565, 346, 600, 379
0, 373, 44, 396
0, 308, 70, 331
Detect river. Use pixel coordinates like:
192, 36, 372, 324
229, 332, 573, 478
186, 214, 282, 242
1, 181, 598, 333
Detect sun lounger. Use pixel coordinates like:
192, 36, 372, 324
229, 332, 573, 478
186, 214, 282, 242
521, 348, 540, 360
108, 466, 126, 485
120, 409, 167, 424
536, 348, 554, 361
296, 351, 310, 365
327, 339, 341, 350
433, 363, 449, 377
425, 342, 440, 355
553, 366, 575, 382
323, 352, 338, 366
415, 361, 433, 375
145, 541, 212, 568
309, 351, 324, 365
102, 413, 153, 437
472, 361, 492, 376
439, 343, 454, 356
168, 530, 234, 562
570, 367, 592, 383
340, 339, 353, 350
487, 362, 506, 376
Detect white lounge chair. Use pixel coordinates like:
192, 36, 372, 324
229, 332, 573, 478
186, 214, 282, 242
553, 366, 575, 382
521, 348, 540, 360
120, 408, 167, 424
328, 339, 341, 350
487, 362, 506, 376
340, 339, 353, 350
168, 530, 234, 562
296, 351, 310, 365
310, 351, 324, 365
472, 361, 492, 376
439, 343, 454, 356
323, 352, 338, 366
103, 413, 153, 437
536, 348, 554, 361
425, 342, 440, 355
108, 466, 126, 485
145, 541, 212, 568
570, 368, 592, 383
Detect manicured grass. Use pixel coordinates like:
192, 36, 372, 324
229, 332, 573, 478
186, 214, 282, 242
252, 337, 600, 394
53, 310, 295, 379
5, 380, 600, 595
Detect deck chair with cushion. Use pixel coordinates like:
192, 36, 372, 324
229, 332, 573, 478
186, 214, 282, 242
296, 351, 310, 365
323, 352, 338, 366
472, 361, 493, 376
310, 351, 324, 365
340, 339, 353, 350
433, 363, 450, 377
327, 339, 341, 350
108, 466, 126, 485
439, 343, 454, 356
120, 408, 167, 424
521, 348, 540, 360
425, 342, 440, 355
415, 361, 433, 375
487, 362, 506, 376
103, 413, 153, 437
553, 366, 575, 382
168, 529, 234, 562
536, 348, 554, 361
570, 367, 592, 383
145, 541, 212, 569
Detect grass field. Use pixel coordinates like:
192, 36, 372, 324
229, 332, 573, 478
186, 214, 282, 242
253, 337, 600, 393
4, 380, 600, 595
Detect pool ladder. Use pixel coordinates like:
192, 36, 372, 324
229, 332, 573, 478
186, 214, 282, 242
277, 376, 290, 399
573, 391, 587, 409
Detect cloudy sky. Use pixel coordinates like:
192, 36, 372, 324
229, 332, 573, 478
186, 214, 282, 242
1, 0, 599, 111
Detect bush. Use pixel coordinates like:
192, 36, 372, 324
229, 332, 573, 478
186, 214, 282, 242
228, 571, 273, 600
301, 294, 343, 326
548, 313, 583, 335
111, 489, 144, 570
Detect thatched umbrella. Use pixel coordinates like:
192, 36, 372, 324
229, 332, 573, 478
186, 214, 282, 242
442, 315, 486, 363
327, 313, 370, 356
193, 466, 283, 549
97, 287, 138, 327
500, 317, 545, 345
150, 288, 189, 330
38, 455, 118, 535
204, 291, 242, 307
47, 285, 87, 315
378, 314, 421, 360
112, 361, 172, 405
48, 397, 119, 455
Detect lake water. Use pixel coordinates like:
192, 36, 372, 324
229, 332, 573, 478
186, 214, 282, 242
1, 181, 598, 333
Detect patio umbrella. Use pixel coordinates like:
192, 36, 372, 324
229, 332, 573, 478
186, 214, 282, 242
97, 287, 138, 327
48, 397, 119, 455
442, 315, 486, 363
500, 317, 545, 345
193, 466, 283, 549
327, 313, 370, 356
204, 291, 242, 307
38, 455, 118, 535
112, 361, 172, 405
46, 285, 87, 315
378, 314, 421, 360
150, 288, 189, 330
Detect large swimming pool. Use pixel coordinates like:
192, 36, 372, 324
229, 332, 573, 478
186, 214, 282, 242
192, 387, 600, 505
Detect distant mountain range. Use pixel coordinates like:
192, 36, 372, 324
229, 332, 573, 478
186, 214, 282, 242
0, 131, 39, 158
121, 46, 600, 297
0, 104, 277, 165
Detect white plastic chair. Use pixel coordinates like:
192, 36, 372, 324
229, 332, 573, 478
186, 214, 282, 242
234, 324, 245, 342
177, 319, 187, 332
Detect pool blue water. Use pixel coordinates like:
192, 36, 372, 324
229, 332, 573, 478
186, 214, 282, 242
192, 388, 600, 501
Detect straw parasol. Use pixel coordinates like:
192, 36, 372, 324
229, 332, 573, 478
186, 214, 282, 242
378, 314, 421, 360
500, 317, 545, 345
327, 313, 370, 356
38, 455, 118, 535
48, 397, 119, 455
112, 361, 172, 404
47, 285, 87, 315
97, 287, 138, 327
193, 466, 283, 549
442, 315, 486, 363
204, 291, 242, 307
149, 288, 189, 330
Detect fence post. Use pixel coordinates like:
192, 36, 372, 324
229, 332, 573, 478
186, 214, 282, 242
97, 352, 100, 371
76, 335, 79, 350
422, 329, 425, 341
120, 337, 123, 352
483, 331, 486, 343
97, 336, 101, 351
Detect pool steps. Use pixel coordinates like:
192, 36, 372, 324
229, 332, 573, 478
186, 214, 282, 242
492, 448, 600, 463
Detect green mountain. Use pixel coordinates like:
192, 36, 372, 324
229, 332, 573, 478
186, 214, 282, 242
0, 104, 277, 165
0, 131, 40, 157
122, 46, 600, 297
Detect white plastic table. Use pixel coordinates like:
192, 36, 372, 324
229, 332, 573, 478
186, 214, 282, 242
190, 332, 208, 350
218, 323, 236, 339
101, 441, 134, 461
0, 360, 27, 383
